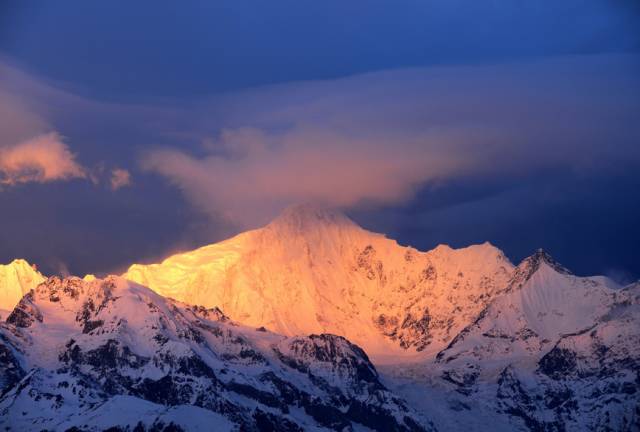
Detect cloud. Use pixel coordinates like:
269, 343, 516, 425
110, 168, 132, 190
0, 132, 87, 186
0, 65, 89, 186
143, 54, 640, 227
143, 126, 469, 226
0, 59, 150, 191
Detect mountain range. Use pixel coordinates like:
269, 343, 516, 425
1, 204, 638, 431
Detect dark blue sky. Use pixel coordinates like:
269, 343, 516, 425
2, 1, 638, 100
0, 1, 639, 281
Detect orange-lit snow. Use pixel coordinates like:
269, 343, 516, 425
0, 258, 44, 312
124, 204, 514, 362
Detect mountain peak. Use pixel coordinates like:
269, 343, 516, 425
267, 203, 358, 233
4, 258, 37, 271
525, 248, 571, 274
508, 248, 571, 289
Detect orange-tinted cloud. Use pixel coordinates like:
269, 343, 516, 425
0, 132, 87, 186
0, 60, 142, 191
110, 168, 132, 190
142, 126, 473, 227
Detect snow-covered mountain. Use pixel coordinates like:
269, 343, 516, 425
0, 275, 434, 431
125, 204, 514, 362
435, 249, 621, 365
0, 259, 44, 315
385, 251, 639, 431
1, 204, 638, 431
121, 207, 639, 430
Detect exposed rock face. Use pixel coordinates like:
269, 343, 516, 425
0, 275, 435, 431
124, 204, 514, 360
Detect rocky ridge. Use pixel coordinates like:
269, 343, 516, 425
0, 275, 433, 431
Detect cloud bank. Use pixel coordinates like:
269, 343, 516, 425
143, 54, 640, 227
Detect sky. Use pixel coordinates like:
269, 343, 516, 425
0, 1, 639, 281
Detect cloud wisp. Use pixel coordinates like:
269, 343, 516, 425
0, 59, 141, 190
0, 132, 87, 186
109, 168, 132, 190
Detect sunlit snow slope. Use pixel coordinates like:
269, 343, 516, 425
125, 204, 514, 361
0, 259, 44, 313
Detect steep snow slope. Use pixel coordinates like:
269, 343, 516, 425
125, 204, 514, 361
435, 250, 621, 368
0, 275, 433, 431
382, 251, 638, 431
0, 259, 44, 312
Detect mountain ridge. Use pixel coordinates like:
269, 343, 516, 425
399, 251, 638, 431
0, 274, 434, 431
123, 204, 515, 362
